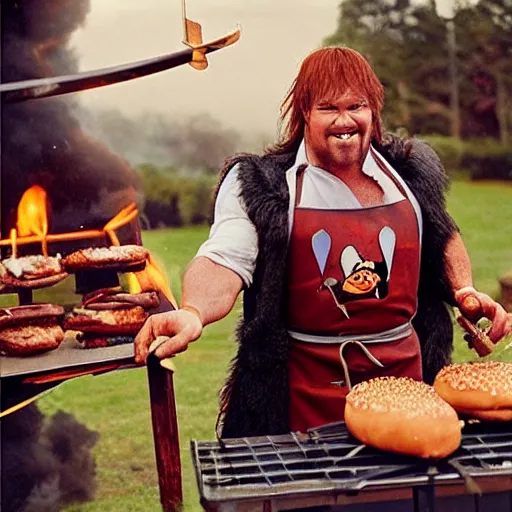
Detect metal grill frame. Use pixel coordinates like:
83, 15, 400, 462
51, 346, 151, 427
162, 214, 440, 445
192, 421, 512, 508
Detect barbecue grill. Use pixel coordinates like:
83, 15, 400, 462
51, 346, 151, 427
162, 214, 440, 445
192, 420, 512, 511
0, 2, 240, 511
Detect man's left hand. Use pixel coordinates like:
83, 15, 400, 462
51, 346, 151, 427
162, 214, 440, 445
455, 286, 511, 343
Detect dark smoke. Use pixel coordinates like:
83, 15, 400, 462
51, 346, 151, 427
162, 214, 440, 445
1, 0, 140, 235
1, 404, 99, 512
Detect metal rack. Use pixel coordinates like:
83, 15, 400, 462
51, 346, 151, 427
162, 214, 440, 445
192, 421, 512, 511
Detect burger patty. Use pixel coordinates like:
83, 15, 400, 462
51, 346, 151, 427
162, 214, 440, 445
0, 323, 64, 356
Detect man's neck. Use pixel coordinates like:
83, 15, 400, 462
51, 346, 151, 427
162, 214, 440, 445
303, 142, 370, 180
327, 164, 364, 182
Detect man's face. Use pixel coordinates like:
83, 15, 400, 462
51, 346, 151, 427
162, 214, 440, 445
304, 90, 373, 175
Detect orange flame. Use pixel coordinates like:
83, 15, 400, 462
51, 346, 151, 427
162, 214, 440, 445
128, 255, 177, 308
16, 185, 49, 256
102, 205, 176, 307
9, 189, 176, 306
17, 185, 48, 237
103, 203, 138, 245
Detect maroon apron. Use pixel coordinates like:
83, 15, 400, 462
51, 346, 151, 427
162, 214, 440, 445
287, 155, 422, 432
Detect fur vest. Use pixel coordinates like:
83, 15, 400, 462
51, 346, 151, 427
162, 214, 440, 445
217, 135, 458, 439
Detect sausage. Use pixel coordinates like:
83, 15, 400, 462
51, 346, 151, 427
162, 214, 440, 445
82, 291, 160, 310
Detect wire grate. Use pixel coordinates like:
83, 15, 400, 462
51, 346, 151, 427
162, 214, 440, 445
192, 421, 512, 504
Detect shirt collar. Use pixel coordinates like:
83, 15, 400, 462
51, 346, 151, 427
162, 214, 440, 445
293, 139, 308, 167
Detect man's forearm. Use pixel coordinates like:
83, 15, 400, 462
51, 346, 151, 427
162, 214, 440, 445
444, 232, 473, 295
180, 256, 243, 326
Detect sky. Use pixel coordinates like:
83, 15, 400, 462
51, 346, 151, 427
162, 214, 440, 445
70, 0, 342, 139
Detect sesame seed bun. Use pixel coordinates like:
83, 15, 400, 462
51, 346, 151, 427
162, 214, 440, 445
434, 362, 512, 411
345, 377, 462, 459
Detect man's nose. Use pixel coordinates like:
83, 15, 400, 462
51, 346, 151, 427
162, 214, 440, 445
332, 110, 356, 127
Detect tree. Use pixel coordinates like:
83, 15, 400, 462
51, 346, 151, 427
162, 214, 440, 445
456, 0, 512, 142
324, 0, 512, 142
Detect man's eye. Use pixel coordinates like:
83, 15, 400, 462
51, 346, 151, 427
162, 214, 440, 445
317, 105, 335, 111
348, 103, 364, 111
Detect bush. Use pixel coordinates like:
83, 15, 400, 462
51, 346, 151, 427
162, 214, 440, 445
137, 164, 216, 228
460, 139, 512, 181
417, 135, 512, 181
420, 135, 466, 172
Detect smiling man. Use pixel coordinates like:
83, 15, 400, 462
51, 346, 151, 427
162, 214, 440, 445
135, 47, 511, 438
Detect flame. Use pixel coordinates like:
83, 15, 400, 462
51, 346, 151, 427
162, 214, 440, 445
127, 273, 142, 294
8, 190, 177, 306
17, 185, 48, 237
1, 199, 138, 249
16, 185, 49, 256
102, 203, 177, 306
103, 203, 138, 245
128, 255, 177, 308
9, 229, 17, 259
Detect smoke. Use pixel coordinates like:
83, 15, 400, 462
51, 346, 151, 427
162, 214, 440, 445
0, 2, 138, 510
1, 0, 141, 234
1, 404, 99, 512
78, 108, 245, 173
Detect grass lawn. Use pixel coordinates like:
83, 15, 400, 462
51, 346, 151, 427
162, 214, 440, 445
33, 180, 511, 511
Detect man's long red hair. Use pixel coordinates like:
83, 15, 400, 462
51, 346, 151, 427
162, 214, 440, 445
269, 47, 385, 155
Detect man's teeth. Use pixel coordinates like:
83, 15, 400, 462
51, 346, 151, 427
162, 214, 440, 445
334, 133, 353, 140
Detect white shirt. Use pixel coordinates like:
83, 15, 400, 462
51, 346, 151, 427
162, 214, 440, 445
196, 141, 422, 287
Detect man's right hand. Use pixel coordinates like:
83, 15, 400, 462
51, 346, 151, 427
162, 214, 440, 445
134, 308, 203, 364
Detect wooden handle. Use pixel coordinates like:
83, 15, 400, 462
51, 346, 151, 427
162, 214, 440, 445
457, 314, 494, 357
460, 295, 483, 322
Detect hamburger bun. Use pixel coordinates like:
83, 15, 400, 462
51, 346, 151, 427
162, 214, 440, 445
0, 304, 65, 356
434, 362, 512, 411
434, 362, 512, 421
345, 377, 462, 459
455, 407, 512, 422
62, 245, 149, 272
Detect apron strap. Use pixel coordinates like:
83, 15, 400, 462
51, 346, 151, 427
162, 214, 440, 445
294, 164, 308, 207
336, 340, 385, 390
370, 146, 409, 197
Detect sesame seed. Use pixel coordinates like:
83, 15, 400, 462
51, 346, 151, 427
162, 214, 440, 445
346, 377, 454, 418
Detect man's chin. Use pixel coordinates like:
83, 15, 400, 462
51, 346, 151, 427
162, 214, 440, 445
330, 153, 362, 172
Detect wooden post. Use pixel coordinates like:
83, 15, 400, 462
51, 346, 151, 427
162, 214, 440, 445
147, 354, 182, 511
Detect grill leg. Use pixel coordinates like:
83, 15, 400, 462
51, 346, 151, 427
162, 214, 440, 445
413, 486, 436, 512
17, 289, 33, 305
147, 354, 182, 511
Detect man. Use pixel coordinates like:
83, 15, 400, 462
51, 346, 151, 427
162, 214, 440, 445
135, 47, 510, 438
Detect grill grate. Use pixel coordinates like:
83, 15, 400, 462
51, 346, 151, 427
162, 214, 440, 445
191, 421, 512, 504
